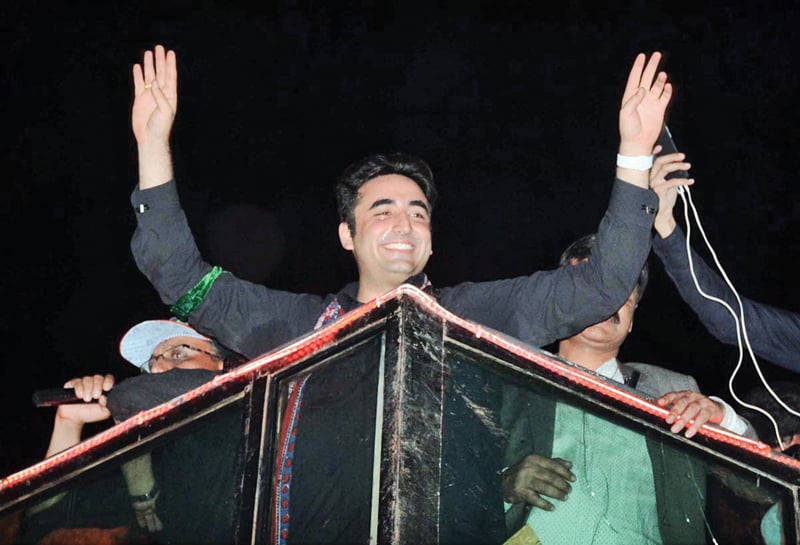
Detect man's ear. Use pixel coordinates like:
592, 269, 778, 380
339, 222, 354, 250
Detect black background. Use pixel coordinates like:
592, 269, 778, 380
3, 0, 799, 478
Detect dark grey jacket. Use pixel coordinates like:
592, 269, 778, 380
130, 178, 658, 360
654, 226, 800, 374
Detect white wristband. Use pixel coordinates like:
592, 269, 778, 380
616, 153, 654, 170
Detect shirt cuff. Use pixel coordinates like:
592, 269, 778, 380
709, 396, 748, 435
130, 179, 182, 217
608, 178, 659, 229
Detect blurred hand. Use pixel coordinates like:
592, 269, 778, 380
657, 390, 724, 438
503, 454, 575, 511
131, 44, 178, 147
650, 149, 694, 238
132, 492, 164, 533
618, 52, 672, 156
55, 374, 116, 425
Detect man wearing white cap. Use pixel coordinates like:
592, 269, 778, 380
119, 318, 230, 374
26, 318, 243, 543
39, 318, 231, 463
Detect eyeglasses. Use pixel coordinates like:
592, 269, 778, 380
145, 343, 221, 372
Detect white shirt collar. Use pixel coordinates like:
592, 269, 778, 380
596, 357, 625, 384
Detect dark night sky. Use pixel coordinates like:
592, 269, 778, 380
3, 0, 800, 478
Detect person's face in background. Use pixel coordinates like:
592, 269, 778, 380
778, 433, 800, 458
571, 290, 638, 352
565, 254, 640, 353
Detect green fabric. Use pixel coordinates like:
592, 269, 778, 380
527, 404, 661, 545
502, 385, 708, 544
170, 266, 225, 321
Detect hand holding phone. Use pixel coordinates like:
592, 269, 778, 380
656, 125, 690, 180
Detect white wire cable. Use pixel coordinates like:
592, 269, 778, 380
676, 184, 800, 450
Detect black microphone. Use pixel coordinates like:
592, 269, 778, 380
32, 388, 84, 407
